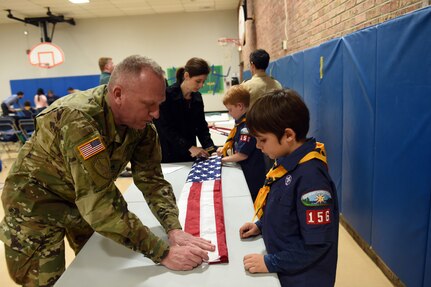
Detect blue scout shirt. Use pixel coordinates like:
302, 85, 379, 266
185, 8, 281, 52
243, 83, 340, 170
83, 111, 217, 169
233, 114, 265, 201
256, 138, 339, 287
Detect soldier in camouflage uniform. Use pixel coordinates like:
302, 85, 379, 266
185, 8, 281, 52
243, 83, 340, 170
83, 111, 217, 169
0, 55, 214, 286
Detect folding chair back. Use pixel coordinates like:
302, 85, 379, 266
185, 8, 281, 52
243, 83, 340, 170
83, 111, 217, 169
0, 122, 21, 157
18, 119, 36, 141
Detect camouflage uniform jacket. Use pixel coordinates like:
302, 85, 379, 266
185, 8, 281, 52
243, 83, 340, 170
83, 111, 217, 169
241, 70, 282, 105
0, 85, 181, 263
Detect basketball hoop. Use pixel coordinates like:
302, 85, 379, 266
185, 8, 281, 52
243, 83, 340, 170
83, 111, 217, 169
28, 42, 65, 69
217, 37, 241, 47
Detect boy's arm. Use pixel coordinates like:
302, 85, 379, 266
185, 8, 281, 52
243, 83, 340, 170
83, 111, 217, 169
221, 152, 248, 163
263, 242, 332, 274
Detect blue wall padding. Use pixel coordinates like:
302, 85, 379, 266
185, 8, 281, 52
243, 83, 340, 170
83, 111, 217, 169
372, 10, 431, 287
267, 61, 278, 80
243, 70, 252, 82
425, 217, 431, 287
10, 75, 100, 105
272, 56, 291, 88
319, 39, 344, 211
243, 6, 431, 286
303, 46, 321, 139
341, 27, 377, 244
285, 52, 305, 98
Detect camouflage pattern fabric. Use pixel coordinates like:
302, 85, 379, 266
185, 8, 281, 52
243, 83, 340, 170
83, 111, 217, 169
0, 85, 181, 286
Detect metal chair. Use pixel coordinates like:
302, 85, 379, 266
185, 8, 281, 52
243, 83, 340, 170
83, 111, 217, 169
0, 122, 21, 157
18, 118, 35, 141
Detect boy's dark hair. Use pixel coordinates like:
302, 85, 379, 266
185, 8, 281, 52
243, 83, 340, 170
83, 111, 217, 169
17, 91, 24, 96
24, 101, 31, 107
249, 49, 270, 70
176, 57, 210, 84
223, 85, 250, 107
247, 89, 309, 142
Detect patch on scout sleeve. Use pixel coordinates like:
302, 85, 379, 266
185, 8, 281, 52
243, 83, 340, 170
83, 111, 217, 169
306, 209, 331, 225
301, 190, 332, 206
239, 127, 251, 142
77, 137, 106, 160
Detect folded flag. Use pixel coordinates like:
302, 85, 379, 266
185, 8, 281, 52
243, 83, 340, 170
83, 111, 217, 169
177, 155, 229, 263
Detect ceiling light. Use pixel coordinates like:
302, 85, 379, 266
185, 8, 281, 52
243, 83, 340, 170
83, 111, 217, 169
69, 0, 90, 3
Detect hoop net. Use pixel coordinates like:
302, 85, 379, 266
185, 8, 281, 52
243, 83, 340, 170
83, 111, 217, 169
217, 38, 241, 47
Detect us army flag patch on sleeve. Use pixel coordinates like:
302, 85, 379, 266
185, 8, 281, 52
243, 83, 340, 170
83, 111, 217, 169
78, 136, 106, 160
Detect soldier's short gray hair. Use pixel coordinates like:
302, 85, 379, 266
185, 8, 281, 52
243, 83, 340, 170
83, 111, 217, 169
108, 55, 165, 89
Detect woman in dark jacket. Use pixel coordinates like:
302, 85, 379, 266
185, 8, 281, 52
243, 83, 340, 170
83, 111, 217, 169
155, 57, 216, 163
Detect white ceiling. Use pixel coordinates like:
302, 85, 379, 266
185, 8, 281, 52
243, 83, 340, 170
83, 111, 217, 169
0, 0, 238, 24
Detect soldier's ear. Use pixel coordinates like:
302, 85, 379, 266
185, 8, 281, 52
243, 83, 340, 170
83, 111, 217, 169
112, 85, 123, 105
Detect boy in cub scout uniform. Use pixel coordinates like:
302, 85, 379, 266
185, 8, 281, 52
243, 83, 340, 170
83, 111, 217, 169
216, 85, 265, 201
0, 55, 214, 286
239, 89, 339, 287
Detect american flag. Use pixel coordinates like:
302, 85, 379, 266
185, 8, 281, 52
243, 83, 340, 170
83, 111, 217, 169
77, 137, 106, 160
177, 155, 228, 263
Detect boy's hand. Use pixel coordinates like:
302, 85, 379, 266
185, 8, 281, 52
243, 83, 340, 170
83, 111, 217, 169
239, 222, 260, 239
243, 254, 269, 273
216, 146, 223, 156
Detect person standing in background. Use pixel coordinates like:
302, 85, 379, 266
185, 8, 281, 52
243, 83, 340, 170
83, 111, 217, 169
99, 57, 115, 85
67, 87, 80, 94
47, 90, 59, 105
241, 49, 282, 106
154, 57, 217, 163
34, 88, 48, 114
1, 91, 24, 116
242, 49, 283, 171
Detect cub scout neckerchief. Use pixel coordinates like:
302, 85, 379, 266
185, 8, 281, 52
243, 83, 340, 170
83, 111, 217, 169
253, 142, 328, 221
221, 117, 246, 157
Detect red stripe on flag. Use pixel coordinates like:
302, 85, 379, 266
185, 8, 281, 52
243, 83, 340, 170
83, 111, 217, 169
212, 179, 229, 263
184, 182, 202, 237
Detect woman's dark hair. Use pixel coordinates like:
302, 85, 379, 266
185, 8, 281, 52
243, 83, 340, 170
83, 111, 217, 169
247, 89, 310, 142
36, 88, 45, 101
176, 57, 210, 84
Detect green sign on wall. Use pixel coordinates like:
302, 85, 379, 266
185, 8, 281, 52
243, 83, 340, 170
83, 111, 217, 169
166, 65, 224, 94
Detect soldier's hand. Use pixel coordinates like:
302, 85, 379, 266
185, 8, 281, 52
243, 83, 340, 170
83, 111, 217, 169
161, 245, 208, 271
239, 222, 260, 239
168, 229, 215, 252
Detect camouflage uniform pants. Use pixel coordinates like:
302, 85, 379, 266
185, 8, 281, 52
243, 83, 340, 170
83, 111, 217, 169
3, 219, 93, 287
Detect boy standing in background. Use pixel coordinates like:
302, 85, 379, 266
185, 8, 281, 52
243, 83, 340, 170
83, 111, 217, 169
98, 57, 114, 85
217, 85, 265, 201
239, 89, 339, 287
